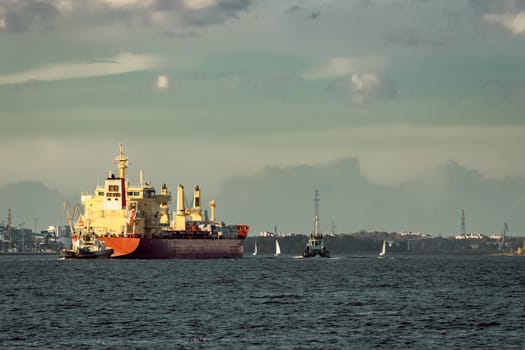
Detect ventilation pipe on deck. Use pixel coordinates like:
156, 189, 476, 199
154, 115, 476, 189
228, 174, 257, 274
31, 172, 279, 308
209, 200, 216, 222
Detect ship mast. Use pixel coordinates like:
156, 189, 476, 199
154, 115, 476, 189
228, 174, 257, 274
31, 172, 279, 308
313, 190, 320, 237
115, 144, 129, 179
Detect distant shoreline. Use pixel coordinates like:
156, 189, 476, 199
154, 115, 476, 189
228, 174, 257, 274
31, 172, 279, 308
0, 252, 59, 256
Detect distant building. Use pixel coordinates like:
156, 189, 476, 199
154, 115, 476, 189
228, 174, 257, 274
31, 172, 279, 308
454, 233, 484, 240
259, 231, 275, 237
399, 231, 433, 239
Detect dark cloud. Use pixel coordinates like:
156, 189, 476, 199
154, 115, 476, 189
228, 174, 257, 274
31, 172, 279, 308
1, 1, 58, 33
0, 0, 251, 33
152, 0, 250, 25
180, 0, 250, 27
218, 157, 525, 235
467, 0, 525, 14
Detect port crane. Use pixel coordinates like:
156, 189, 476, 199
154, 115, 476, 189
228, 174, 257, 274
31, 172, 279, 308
62, 200, 82, 235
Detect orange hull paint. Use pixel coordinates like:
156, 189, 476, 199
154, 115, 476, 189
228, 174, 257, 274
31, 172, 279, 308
100, 237, 140, 257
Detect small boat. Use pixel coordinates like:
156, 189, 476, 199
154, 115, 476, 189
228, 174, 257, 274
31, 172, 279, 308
303, 190, 330, 258
252, 242, 258, 256
275, 240, 281, 256
378, 240, 386, 258
60, 232, 113, 259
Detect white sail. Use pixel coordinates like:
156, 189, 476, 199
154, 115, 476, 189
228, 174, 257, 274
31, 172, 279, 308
252, 242, 258, 256
275, 240, 281, 256
379, 240, 386, 257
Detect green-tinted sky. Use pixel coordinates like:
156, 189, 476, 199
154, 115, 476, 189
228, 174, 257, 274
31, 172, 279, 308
1, 0, 525, 197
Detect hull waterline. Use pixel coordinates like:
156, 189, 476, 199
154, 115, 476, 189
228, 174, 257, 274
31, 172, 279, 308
101, 237, 244, 259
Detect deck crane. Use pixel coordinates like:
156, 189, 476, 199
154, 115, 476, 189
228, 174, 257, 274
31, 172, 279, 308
62, 200, 82, 236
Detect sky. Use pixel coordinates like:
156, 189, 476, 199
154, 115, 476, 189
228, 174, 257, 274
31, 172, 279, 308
1, 0, 525, 233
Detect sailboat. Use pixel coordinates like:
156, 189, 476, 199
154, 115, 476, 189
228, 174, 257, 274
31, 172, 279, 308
378, 240, 386, 258
252, 242, 258, 256
275, 240, 281, 256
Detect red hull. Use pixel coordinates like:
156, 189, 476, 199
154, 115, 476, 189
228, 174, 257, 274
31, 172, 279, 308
100, 237, 244, 259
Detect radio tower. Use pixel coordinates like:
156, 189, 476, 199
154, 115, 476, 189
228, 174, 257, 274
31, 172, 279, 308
461, 209, 466, 235
7, 209, 12, 236
7, 208, 12, 249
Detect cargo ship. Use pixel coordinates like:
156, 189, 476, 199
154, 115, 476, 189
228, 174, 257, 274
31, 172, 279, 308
69, 144, 249, 259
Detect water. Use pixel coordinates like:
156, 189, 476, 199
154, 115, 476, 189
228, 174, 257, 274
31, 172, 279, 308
0, 254, 524, 349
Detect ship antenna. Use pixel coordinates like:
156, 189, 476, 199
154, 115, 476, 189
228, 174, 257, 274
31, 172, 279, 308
313, 190, 320, 236
116, 144, 129, 179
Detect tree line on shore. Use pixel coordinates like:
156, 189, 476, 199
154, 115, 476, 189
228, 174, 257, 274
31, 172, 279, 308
243, 232, 525, 256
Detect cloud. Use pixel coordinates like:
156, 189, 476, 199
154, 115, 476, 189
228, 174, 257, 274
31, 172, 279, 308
0, 0, 58, 32
176, 0, 250, 27
484, 11, 525, 34
386, 27, 448, 47
467, 0, 525, 14
243, 123, 525, 186
0, 0, 251, 33
100, 0, 154, 8
466, 0, 525, 35
0, 52, 162, 85
329, 72, 397, 106
302, 57, 385, 80
156, 74, 170, 89
302, 58, 358, 80
183, 0, 218, 10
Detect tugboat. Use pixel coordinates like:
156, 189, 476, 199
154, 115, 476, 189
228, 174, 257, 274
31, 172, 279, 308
303, 190, 330, 258
59, 231, 113, 259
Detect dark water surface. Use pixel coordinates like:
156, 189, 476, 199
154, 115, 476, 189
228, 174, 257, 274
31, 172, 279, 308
0, 254, 524, 349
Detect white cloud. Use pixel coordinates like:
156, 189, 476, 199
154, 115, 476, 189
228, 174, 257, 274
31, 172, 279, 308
156, 74, 170, 89
329, 71, 396, 106
302, 57, 356, 80
98, 0, 154, 9
57, 1, 73, 13
484, 11, 525, 34
183, 0, 218, 10
0, 52, 162, 85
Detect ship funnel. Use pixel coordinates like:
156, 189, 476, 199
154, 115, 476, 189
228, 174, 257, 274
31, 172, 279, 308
139, 170, 144, 186
193, 185, 201, 208
209, 200, 216, 222
177, 185, 185, 213
175, 185, 187, 230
